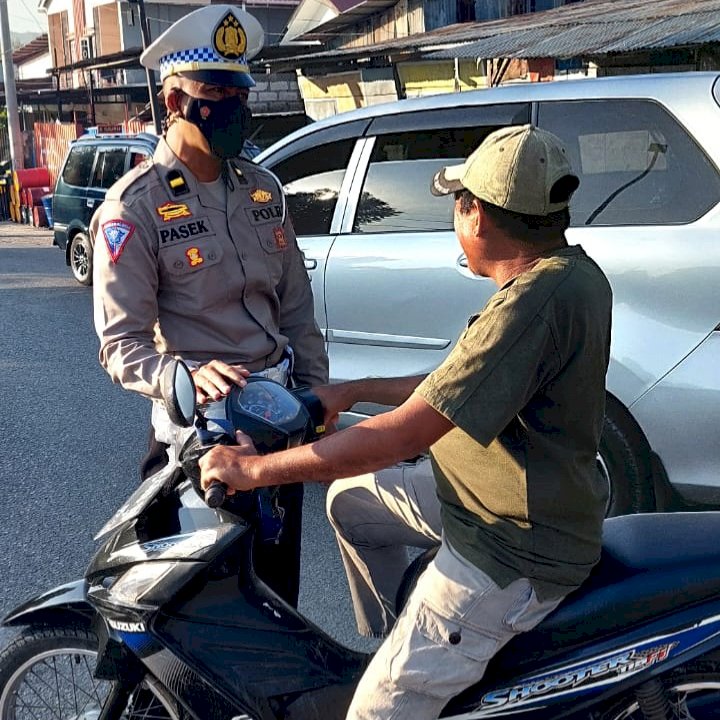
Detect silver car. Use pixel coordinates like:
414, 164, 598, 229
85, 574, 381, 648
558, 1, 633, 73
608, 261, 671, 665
257, 71, 720, 517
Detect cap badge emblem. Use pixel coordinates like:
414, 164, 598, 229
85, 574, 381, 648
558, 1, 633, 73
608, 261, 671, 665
213, 12, 247, 60
250, 188, 272, 203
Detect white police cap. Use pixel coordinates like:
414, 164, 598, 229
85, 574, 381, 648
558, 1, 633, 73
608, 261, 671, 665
140, 5, 264, 88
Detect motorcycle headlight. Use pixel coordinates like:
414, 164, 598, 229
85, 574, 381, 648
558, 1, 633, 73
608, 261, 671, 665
107, 561, 184, 605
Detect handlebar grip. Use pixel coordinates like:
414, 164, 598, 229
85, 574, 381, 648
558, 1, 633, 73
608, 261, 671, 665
205, 481, 227, 509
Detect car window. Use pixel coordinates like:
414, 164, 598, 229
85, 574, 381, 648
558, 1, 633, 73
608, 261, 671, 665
91, 148, 128, 190
354, 126, 503, 234
61, 145, 96, 188
270, 138, 356, 236
130, 149, 151, 168
538, 99, 720, 226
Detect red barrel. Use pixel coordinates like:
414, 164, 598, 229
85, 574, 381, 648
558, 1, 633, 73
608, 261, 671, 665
13, 168, 51, 191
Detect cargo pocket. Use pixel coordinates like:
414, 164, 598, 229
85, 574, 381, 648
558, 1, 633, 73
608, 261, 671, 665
387, 562, 500, 700
503, 580, 562, 633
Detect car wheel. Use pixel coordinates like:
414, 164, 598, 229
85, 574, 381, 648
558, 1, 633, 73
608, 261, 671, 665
598, 396, 656, 517
69, 232, 93, 286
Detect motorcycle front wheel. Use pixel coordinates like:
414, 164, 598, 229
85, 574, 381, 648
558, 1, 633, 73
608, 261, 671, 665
0, 622, 180, 720
602, 658, 720, 720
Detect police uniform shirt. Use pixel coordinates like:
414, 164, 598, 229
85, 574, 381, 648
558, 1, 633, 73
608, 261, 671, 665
91, 137, 328, 399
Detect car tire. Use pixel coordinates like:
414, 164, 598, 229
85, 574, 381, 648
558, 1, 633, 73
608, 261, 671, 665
599, 395, 656, 517
69, 232, 93, 286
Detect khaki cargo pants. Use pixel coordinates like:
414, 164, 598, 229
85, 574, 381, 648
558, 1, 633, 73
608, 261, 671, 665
326, 459, 563, 720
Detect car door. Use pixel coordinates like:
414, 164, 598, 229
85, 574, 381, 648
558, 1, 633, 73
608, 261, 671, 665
323, 103, 531, 385
536, 96, 720, 492
261, 120, 371, 337
52, 142, 97, 246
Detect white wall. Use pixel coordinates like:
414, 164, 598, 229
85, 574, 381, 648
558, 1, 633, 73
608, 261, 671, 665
17, 53, 52, 80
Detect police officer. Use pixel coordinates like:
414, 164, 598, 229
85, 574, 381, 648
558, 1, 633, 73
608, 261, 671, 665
90, 4, 328, 607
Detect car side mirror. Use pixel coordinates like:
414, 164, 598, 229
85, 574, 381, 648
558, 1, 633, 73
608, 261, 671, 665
161, 360, 196, 427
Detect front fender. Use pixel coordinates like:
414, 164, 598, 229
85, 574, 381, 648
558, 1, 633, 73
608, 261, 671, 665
2, 579, 94, 627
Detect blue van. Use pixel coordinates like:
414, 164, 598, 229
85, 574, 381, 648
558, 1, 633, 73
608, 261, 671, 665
52, 133, 159, 285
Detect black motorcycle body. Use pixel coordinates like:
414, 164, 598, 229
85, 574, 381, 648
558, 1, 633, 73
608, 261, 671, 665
3, 365, 720, 719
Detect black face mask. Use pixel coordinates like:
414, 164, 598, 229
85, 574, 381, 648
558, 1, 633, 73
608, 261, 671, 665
182, 95, 252, 160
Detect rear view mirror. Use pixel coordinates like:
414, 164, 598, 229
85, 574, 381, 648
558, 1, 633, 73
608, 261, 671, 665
161, 361, 196, 427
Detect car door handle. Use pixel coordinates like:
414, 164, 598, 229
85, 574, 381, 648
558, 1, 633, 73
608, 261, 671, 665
304, 258, 317, 270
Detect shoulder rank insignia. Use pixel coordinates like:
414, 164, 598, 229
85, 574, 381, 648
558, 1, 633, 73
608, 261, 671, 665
157, 202, 193, 222
166, 170, 189, 197
102, 219, 135, 263
232, 164, 248, 184
250, 188, 272, 203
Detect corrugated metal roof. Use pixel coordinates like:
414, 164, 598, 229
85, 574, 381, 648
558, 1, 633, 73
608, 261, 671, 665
427, 0, 720, 59
270, 0, 720, 66
12, 34, 49, 65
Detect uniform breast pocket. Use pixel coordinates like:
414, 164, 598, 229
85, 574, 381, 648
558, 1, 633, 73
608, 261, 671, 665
158, 238, 226, 306
256, 226, 288, 285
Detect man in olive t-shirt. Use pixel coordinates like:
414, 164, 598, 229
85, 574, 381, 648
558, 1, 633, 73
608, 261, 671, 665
419, 242, 611, 601
200, 124, 613, 720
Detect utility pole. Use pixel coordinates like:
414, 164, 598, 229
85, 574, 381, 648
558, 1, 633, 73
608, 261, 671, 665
0, 0, 25, 169
128, 0, 162, 134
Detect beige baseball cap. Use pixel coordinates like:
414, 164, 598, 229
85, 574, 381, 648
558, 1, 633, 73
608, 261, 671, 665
430, 124, 580, 216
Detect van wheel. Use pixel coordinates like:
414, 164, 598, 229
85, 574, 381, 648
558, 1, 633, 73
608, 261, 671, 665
599, 397, 656, 517
69, 232, 93, 286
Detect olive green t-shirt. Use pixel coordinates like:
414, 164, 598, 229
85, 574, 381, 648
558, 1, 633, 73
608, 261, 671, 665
416, 245, 612, 600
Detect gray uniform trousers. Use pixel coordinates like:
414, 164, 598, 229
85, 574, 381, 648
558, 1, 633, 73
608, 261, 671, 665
326, 458, 564, 720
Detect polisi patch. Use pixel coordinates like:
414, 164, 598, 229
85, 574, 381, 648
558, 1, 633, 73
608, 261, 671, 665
186, 247, 204, 267
273, 226, 288, 250
158, 217, 213, 244
245, 204, 283, 226
102, 219, 135, 262
157, 202, 192, 222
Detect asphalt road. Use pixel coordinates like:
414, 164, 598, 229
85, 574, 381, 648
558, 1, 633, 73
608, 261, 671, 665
0, 223, 377, 654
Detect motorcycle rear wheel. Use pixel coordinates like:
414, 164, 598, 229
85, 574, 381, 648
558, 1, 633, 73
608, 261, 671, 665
602, 659, 720, 720
0, 622, 179, 720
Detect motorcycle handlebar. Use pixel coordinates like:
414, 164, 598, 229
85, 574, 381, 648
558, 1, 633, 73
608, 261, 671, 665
204, 481, 227, 509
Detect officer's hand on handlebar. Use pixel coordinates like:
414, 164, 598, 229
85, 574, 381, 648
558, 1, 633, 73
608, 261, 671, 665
192, 360, 251, 404
199, 430, 259, 496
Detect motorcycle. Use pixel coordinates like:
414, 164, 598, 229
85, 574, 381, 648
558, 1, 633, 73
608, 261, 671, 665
2, 361, 720, 720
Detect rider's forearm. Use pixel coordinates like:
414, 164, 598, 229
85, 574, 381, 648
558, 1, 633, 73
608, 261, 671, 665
249, 393, 450, 487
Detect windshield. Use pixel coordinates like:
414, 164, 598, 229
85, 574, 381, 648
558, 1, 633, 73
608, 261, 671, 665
94, 462, 175, 540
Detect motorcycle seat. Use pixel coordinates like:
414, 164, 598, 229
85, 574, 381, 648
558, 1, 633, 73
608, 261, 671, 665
492, 511, 720, 668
